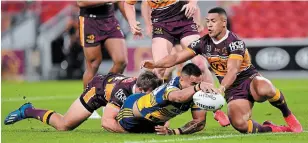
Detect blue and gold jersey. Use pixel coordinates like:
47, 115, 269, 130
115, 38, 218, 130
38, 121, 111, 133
135, 77, 201, 123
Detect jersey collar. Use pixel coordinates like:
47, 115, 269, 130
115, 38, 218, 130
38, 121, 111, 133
211, 30, 230, 44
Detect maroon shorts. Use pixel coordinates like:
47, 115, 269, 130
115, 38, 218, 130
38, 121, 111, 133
224, 73, 260, 103
152, 20, 198, 45
79, 16, 124, 47
79, 74, 109, 113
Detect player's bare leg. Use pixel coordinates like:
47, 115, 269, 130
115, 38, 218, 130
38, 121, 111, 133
151, 37, 173, 79
181, 35, 230, 126
4, 99, 92, 131
104, 38, 128, 74
82, 44, 102, 118
227, 99, 290, 133
162, 47, 180, 82
83, 44, 102, 88
250, 76, 302, 133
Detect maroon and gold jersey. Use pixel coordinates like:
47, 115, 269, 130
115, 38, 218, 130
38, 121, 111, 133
100, 74, 137, 108
186, 30, 257, 85
126, 0, 188, 23
79, 3, 114, 18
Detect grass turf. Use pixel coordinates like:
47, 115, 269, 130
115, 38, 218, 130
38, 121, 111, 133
1, 79, 308, 143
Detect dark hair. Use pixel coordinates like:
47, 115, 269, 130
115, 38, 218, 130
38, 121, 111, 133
208, 7, 227, 16
181, 63, 202, 77
136, 71, 162, 91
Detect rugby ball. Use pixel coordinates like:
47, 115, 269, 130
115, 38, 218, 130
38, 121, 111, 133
193, 91, 225, 111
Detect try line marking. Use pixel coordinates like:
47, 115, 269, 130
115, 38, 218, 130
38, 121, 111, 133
124, 131, 308, 143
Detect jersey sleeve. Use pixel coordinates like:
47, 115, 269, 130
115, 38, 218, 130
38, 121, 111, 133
163, 85, 179, 100
125, 0, 137, 5
186, 39, 203, 55
228, 40, 246, 60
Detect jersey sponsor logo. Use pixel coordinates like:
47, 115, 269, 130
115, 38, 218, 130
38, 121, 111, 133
190, 24, 198, 31
190, 40, 200, 48
153, 27, 163, 35
229, 41, 244, 52
210, 61, 227, 71
222, 47, 228, 55
114, 76, 126, 81
114, 89, 127, 103
86, 34, 95, 44
151, 0, 169, 4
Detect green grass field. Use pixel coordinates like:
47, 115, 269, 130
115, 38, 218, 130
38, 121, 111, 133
2, 79, 308, 143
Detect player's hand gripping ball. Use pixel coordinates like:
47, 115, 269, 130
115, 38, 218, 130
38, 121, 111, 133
193, 91, 225, 111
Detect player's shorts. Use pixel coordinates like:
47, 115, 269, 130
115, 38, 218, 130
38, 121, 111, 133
117, 93, 163, 133
152, 19, 198, 45
224, 68, 260, 103
79, 16, 124, 48
79, 74, 109, 113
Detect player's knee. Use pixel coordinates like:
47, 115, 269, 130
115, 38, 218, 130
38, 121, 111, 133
55, 123, 74, 131
254, 77, 275, 98
229, 117, 248, 133
113, 59, 127, 70
87, 59, 101, 72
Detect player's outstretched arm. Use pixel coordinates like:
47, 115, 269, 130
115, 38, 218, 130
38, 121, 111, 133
101, 103, 127, 133
155, 110, 206, 135
219, 58, 241, 93
76, 1, 115, 7
168, 82, 217, 103
142, 49, 196, 69
219, 40, 246, 93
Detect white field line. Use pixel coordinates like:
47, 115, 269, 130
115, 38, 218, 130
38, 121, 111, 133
125, 131, 308, 143
2, 95, 77, 102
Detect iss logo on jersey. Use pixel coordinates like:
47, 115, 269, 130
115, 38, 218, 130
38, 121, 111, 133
229, 41, 244, 52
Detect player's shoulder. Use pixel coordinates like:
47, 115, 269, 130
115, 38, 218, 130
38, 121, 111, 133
168, 77, 180, 87
200, 34, 211, 41
227, 31, 244, 43
226, 31, 245, 50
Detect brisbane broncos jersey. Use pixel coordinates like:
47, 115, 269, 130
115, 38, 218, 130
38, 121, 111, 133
135, 76, 201, 124
186, 30, 258, 85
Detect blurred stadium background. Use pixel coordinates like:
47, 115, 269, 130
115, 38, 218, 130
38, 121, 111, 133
1, 1, 308, 143
2, 1, 308, 81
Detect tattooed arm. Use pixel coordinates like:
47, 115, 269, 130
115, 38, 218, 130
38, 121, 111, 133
155, 110, 206, 135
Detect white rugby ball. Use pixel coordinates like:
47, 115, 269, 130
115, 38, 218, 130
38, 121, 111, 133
193, 91, 226, 111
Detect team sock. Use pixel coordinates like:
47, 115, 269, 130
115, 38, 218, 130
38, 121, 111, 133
247, 119, 272, 133
268, 89, 291, 117
25, 108, 55, 124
